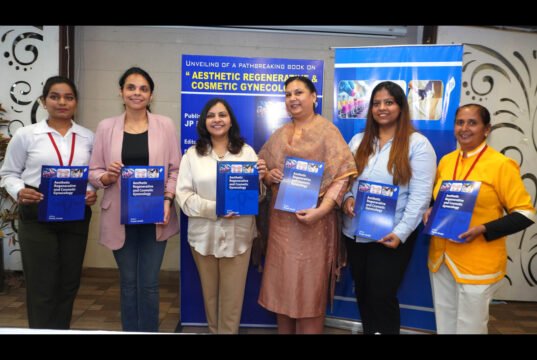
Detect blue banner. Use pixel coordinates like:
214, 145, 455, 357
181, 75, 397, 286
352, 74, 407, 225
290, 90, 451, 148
331, 45, 463, 331
180, 55, 324, 327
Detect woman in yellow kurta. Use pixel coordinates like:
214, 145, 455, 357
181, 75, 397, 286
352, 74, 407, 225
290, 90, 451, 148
424, 103, 535, 334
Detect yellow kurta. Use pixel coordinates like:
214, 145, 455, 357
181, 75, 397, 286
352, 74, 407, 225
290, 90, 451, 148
428, 143, 535, 284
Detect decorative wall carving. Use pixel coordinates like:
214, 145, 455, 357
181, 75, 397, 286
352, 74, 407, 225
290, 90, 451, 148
462, 43, 537, 299
0, 26, 59, 270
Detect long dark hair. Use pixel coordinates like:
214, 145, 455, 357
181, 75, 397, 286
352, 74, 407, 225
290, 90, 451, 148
195, 98, 245, 156
119, 66, 154, 111
354, 81, 415, 185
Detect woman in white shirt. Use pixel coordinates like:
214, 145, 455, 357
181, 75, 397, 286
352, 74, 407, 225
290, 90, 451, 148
0, 76, 96, 329
176, 98, 266, 334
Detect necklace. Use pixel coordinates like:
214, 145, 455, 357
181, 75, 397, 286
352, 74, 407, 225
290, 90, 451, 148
124, 122, 148, 134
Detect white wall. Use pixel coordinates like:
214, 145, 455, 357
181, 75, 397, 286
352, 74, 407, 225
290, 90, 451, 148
0, 26, 59, 270
437, 26, 537, 301
74, 25, 420, 270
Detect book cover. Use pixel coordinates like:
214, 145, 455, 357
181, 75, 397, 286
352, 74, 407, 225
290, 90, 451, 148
423, 180, 481, 242
274, 156, 324, 213
120, 166, 165, 224
37, 165, 89, 222
353, 180, 399, 241
216, 161, 259, 216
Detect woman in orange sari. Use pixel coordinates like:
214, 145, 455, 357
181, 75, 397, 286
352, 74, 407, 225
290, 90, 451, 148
258, 76, 357, 334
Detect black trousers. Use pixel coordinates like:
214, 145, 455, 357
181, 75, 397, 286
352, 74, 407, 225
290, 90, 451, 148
344, 228, 418, 334
18, 203, 91, 329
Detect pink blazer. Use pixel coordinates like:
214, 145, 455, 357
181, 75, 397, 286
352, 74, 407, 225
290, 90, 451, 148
89, 112, 181, 250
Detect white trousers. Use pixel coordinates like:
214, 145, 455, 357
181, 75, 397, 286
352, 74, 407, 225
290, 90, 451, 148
430, 263, 502, 334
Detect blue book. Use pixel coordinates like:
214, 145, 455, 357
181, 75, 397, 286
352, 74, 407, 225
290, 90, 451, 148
38, 165, 89, 222
423, 180, 481, 242
353, 180, 399, 241
120, 166, 165, 224
274, 156, 324, 213
216, 161, 259, 216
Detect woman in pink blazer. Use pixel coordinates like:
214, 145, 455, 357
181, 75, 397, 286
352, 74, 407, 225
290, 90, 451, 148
89, 67, 181, 332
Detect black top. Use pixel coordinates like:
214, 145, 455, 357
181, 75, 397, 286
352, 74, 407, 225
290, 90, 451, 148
122, 131, 149, 166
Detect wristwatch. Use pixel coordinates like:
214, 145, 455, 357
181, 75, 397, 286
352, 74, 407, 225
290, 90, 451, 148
164, 196, 174, 202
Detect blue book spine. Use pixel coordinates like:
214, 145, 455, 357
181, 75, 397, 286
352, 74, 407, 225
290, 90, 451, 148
216, 161, 259, 216
37, 165, 89, 222
353, 180, 399, 241
274, 156, 324, 213
120, 166, 165, 224
423, 180, 481, 242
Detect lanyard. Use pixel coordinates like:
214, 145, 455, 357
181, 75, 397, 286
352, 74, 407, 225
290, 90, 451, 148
452, 145, 487, 181
48, 132, 76, 166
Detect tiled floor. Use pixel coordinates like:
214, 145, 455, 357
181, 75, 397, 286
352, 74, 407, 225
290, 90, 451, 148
1, 268, 536, 334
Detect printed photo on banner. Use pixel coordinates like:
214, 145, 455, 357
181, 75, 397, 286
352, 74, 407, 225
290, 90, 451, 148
254, 99, 288, 148
337, 80, 406, 119
407, 80, 444, 120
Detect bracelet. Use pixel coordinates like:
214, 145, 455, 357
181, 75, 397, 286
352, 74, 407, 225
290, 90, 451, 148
164, 196, 174, 202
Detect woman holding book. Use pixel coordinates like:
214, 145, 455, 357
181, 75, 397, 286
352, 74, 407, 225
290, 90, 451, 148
89, 67, 180, 332
0, 76, 96, 329
423, 103, 535, 334
341, 81, 436, 334
176, 98, 266, 334
258, 76, 357, 334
